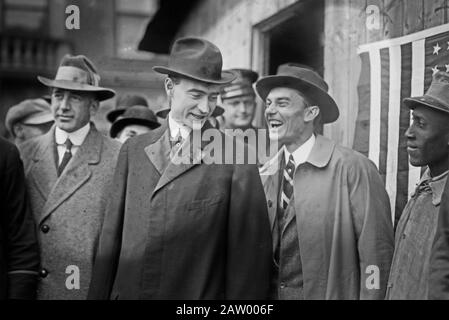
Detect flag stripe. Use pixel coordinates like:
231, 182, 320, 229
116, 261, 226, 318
408, 39, 425, 196
395, 42, 412, 227
385, 45, 401, 225
368, 48, 382, 169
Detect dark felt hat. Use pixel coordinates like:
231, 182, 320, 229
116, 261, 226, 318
107, 94, 149, 123
153, 37, 236, 84
255, 63, 339, 124
220, 68, 258, 100
110, 105, 160, 138
404, 71, 449, 114
38, 54, 115, 101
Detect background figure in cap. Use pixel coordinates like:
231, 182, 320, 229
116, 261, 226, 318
110, 105, 160, 143
106, 93, 149, 123
0, 136, 40, 299
89, 37, 272, 299
219, 68, 258, 130
5, 98, 54, 145
19, 54, 120, 300
386, 71, 449, 300
257, 63, 393, 300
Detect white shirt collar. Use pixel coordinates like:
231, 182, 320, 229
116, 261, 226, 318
55, 122, 90, 146
284, 134, 316, 168
168, 112, 192, 140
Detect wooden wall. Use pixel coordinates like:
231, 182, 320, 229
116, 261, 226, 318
177, 0, 449, 147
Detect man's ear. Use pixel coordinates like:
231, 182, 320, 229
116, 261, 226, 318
304, 106, 320, 122
90, 99, 100, 116
165, 77, 174, 95
12, 123, 24, 139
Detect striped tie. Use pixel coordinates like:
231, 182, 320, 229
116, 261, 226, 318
281, 154, 295, 210
57, 138, 73, 176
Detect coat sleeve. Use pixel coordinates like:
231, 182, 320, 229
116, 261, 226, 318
3, 142, 40, 299
88, 142, 128, 300
349, 157, 394, 300
429, 178, 449, 299
225, 163, 273, 299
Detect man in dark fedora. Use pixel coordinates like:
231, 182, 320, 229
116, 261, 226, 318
106, 93, 149, 123
110, 105, 160, 143
386, 71, 449, 300
5, 98, 54, 145
19, 54, 121, 299
88, 37, 272, 299
256, 63, 394, 299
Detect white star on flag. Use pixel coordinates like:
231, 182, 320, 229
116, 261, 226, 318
432, 65, 440, 75
433, 42, 442, 55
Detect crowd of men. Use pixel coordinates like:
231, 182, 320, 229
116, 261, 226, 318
1, 36, 449, 300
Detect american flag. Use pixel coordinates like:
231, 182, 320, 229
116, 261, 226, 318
353, 23, 449, 226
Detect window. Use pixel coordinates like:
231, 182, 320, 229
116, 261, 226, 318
115, 0, 158, 58
1, 0, 48, 33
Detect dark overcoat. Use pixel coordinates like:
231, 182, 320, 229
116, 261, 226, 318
0, 137, 40, 299
88, 121, 273, 299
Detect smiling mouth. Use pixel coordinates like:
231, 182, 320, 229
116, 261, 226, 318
268, 119, 283, 129
190, 113, 207, 120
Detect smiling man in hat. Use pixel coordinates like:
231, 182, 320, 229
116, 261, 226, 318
386, 71, 449, 300
257, 63, 394, 300
19, 54, 121, 299
88, 37, 272, 300
5, 98, 54, 145
110, 105, 160, 143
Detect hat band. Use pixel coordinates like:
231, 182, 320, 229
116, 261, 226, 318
221, 87, 255, 99
55, 66, 99, 86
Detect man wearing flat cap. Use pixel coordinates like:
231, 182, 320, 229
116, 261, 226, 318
386, 71, 449, 300
19, 54, 121, 299
257, 63, 394, 299
110, 105, 160, 143
5, 98, 54, 145
88, 37, 272, 299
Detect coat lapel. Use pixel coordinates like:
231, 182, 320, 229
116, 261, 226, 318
29, 127, 58, 201
39, 126, 102, 224
144, 121, 171, 176
259, 149, 283, 231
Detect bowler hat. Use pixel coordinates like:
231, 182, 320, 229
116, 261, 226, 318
155, 106, 225, 119
153, 37, 236, 84
110, 105, 160, 138
404, 71, 449, 114
37, 54, 116, 101
255, 63, 339, 124
5, 98, 54, 135
220, 68, 258, 100
107, 94, 149, 123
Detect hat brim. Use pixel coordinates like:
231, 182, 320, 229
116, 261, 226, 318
23, 113, 54, 125
255, 75, 339, 124
106, 108, 126, 123
110, 117, 161, 138
403, 95, 449, 114
152, 66, 236, 85
38, 76, 116, 101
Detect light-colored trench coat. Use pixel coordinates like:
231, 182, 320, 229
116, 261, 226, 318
259, 134, 394, 299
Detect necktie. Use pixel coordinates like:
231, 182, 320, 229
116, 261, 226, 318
170, 131, 184, 156
280, 154, 295, 213
57, 138, 73, 176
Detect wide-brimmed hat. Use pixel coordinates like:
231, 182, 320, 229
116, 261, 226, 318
255, 63, 339, 124
110, 105, 160, 138
220, 68, 258, 100
404, 71, 449, 114
107, 94, 148, 123
153, 37, 236, 84
155, 106, 225, 119
5, 98, 54, 134
37, 54, 116, 101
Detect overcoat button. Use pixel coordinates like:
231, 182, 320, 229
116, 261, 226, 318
39, 268, 49, 278
41, 224, 50, 233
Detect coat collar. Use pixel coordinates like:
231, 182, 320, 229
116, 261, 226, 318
145, 119, 214, 197
33, 124, 103, 224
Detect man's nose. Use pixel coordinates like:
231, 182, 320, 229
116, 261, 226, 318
405, 126, 414, 139
198, 97, 211, 114
237, 102, 246, 113
59, 94, 70, 110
